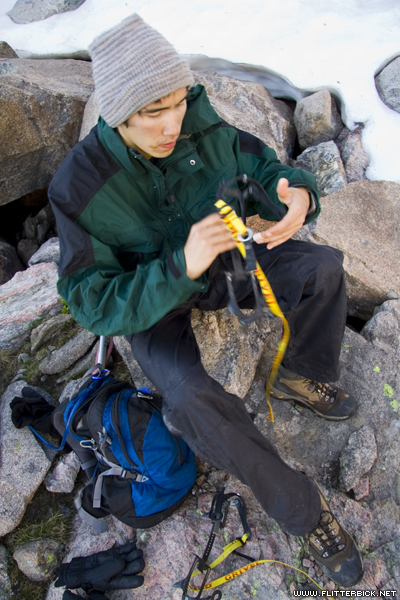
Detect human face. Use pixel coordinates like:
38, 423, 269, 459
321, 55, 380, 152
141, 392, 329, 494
117, 87, 188, 159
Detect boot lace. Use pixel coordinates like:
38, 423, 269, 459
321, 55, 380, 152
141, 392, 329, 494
310, 510, 346, 558
303, 380, 338, 404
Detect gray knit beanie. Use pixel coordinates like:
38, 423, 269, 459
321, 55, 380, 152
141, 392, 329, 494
89, 14, 194, 128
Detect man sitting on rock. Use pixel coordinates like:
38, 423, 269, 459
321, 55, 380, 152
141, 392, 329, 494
48, 14, 364, 587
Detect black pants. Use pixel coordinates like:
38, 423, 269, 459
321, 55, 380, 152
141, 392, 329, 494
127, 240, 347, 535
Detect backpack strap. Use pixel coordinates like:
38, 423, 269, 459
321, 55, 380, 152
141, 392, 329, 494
80, 457, 97, 471
92, 467, 143, 509
74, 488, 108, 533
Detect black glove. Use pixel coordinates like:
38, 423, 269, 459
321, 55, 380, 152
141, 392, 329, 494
63, 591, 106, 600
54, 542, 145, 591
10, 387, 58, 435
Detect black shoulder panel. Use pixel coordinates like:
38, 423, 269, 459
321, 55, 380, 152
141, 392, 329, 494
49, 126, 121, 221
56, 209, 95, 277
48, 127, 121, 278
220, 120, 266, 156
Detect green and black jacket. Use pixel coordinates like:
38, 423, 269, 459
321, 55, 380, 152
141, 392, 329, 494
48, 84, 320, 336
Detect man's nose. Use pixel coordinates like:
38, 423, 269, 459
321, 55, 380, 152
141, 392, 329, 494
162, 112, 182, 137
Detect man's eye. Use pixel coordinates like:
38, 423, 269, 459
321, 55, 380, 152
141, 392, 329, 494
148, 111, 162, 117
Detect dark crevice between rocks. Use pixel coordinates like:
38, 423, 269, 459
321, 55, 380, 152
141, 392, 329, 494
0, 188, 57, 283
346, 314, 367, 333
0, 189, 49, 246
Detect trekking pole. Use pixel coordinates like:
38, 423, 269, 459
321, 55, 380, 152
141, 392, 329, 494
84, 335, 114, 378
97, 335, 107, 371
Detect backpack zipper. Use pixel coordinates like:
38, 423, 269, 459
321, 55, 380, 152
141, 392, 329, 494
111, 390, 138, 469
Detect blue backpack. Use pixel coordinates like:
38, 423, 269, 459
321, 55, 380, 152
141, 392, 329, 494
52, 375, 196, 532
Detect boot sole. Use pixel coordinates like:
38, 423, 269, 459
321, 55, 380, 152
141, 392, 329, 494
270, 389, 353, 420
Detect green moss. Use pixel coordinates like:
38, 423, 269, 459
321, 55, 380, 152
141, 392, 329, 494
7, 511, 70, 550
55, 319, 79, 349
383, 384, 394, 398
0, 349, 19, 396
28, 316, 50, 331
60, 298, 70, 314
109, 357, 132, 382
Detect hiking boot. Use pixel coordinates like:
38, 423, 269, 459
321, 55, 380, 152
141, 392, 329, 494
306, 492, 364, 587
270, 366, 357, 420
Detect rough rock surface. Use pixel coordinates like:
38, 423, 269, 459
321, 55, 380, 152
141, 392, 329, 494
13, 538, 68, 582
30, 313, 74, 353
336, 126, 370, 182
23, 203, 57, 245
295, 140, 347, 196
0, 240, 24, 284
17, 238, 39, 267
312, 181, 400, 319
194, 70, 296, 164
7, 0, 87, 24
375, 56, 400, 114
0, 545, 12, 600
0, 58, 93, 206
55, 344, 98, 384
45, 451, 81, 493
361, 299, 400, 353
0, 41, 18, 58
353, 476, 370, 501
0, 381, 52, 537
39, 328, 97, 374
29, 237, 60, 266
340, 425, 378, 492
191, 308, 271, 397
294, 89, 343, 149
0, 262, 60, 350
79, 90, 99, 140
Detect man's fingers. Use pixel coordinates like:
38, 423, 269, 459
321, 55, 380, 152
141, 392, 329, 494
184, 213, 236, 279
254, 219, 302, 249
189, 215, 236, 249
276, 177, 291, 202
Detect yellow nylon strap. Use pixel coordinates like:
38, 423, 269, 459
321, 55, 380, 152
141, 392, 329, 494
188, 557, 334, 599
215, 200, 290, 422
189, 534, 249, 579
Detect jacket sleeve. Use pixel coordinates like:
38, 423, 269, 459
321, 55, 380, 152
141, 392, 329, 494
50, 194, 207, 336
221, 124, 321, 224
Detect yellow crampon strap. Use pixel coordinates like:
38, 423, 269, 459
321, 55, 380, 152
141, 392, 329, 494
215, 199, 290, 422
189, 535, 249, 581
188, 555, 334, 600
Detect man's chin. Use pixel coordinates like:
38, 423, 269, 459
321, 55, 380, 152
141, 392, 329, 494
152, 147, 175, 158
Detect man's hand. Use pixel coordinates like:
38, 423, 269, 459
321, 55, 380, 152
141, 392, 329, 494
253, 178, 310, 249
184, 213, 237, 280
